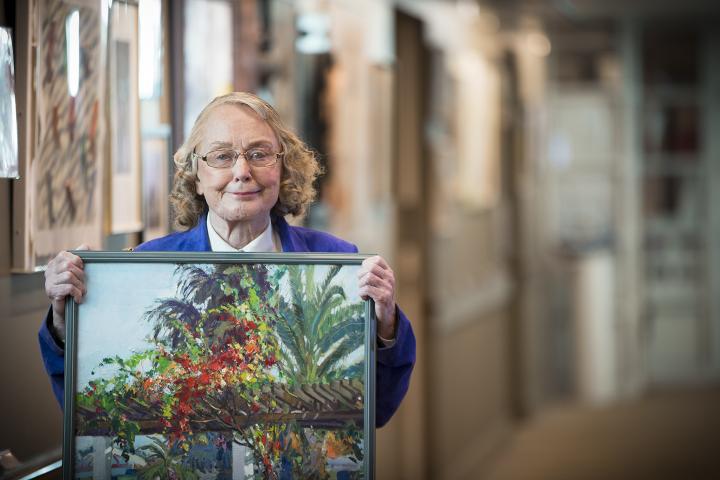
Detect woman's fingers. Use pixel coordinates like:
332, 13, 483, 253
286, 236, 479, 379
358, 256, 398, 339
66, 262, 86, 284
358, 257, 394, 285
358, 265, 394, 287
358, 256, 392, 277
47, 251, 83, 278
49, 282, 85, 304
45, 250, 87, 305
358, 256, 395, 300
57, 270, 86, 298
358, 275, 393, 296
44, 246, 90, 343
358, 284, 394, 305
46, 276, 84, 304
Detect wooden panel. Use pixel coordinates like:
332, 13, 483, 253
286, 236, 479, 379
394, 10, 423, 207
0, 275, 63, 461
432, 312, 512, 479
12, 0, 35, 271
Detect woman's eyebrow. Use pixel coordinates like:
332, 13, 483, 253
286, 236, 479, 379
207, 140, 233, 149
207, 139, 275, 149
242, 139, 275, 149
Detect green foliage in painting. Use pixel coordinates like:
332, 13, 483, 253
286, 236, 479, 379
76, 263, 366, 479
274, 265, 365, 385
136, 436, 200, 480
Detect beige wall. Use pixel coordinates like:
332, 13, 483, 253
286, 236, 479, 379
0, 180, 63, 463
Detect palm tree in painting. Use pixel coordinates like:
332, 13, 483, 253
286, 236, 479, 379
271, 264, 366, 478
274, 264, 365, 386
143, 263, 276, 348
137, 436, 199, 480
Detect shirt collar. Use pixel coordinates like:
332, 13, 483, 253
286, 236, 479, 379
206, 215, 279, 252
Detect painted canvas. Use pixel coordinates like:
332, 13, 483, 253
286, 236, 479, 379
0, 27, 19, 179
32, 0, 106, 267
65, 252, 375, 479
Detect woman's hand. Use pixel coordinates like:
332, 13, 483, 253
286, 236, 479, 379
358, 255, 397, 340
44, 244, 89, 343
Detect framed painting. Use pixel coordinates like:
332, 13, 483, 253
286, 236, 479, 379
109, 1, 142, 234
20, 0, 107, 270
63, 252, 376, 479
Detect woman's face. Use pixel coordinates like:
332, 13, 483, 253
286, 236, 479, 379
195, 104, 282, 230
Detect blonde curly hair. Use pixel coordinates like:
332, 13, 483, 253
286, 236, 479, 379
170, 92, 321, 230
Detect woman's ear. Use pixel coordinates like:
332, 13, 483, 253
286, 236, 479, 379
192, 153, 204, 196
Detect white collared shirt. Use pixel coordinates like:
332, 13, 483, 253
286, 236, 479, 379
206, 215, 280, 253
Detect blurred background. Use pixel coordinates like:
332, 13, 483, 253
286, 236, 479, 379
2, 0, 720, 478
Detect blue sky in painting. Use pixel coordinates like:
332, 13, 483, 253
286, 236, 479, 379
76, 263, 177, 388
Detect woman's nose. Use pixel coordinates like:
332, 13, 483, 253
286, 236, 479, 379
232, 153, 252, 180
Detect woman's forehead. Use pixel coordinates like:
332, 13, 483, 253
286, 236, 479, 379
200, 104, 278, 146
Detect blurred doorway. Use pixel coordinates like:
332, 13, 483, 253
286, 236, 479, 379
393, 10, 430, 479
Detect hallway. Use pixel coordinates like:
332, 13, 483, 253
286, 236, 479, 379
487, 386, 720, 480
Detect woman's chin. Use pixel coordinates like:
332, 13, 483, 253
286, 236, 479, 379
211, 206, 269, 226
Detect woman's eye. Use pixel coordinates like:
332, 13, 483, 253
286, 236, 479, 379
215, 152, 233, 162
248, 149, 270, 161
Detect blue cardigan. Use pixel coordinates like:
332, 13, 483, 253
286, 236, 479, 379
38, 214, 415, 427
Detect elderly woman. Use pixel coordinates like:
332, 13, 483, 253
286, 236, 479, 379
39, 92, 415, 427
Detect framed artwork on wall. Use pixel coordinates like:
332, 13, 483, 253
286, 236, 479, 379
22, 0, 107, 270
109, 1, 142, 234
182, 0, 233, 140
0, 27, 19, 179
141, 125, 171, 241
64, 252, 376, 479
11, 0, 36, 271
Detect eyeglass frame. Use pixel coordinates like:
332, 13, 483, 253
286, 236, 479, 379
190, 147, 285, 169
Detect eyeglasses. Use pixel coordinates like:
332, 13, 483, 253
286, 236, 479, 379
191, 147, 284, 169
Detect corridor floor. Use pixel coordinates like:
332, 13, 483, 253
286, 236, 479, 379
486, 385, 720, 480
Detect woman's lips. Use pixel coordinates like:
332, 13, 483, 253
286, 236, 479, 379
226, 190, 261, 197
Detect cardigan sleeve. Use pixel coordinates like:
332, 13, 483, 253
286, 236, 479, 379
375, 305, 416, 427
38, 307, 66, 408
